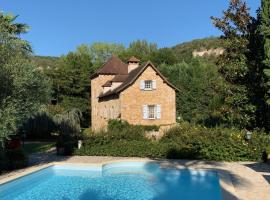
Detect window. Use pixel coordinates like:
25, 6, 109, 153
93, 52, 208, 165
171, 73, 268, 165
140, 80, 156, 90
148, 105, 155, 119
144, 80, 152, 90
143, 105, 161, 120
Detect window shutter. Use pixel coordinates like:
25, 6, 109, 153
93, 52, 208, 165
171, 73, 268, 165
156, 105, 161, 119
140, 80, 145, 90
152, 80, 156, 89
143, 105, 148, 119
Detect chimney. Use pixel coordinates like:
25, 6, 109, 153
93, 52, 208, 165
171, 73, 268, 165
127, 56, 140, 73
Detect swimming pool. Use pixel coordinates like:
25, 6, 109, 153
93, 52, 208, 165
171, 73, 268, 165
0, 162, 222, 200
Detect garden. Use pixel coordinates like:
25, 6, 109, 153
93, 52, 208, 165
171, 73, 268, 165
1, 0, 270, 174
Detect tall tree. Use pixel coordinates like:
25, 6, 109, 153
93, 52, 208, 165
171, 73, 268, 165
261, 0, 270, 104
0, 13, 50, 145
211, 0, 256, 128
89, 42, 125, 68
0, 13, 29, 35
158, 59, 225, 126
119, 40, 158, 62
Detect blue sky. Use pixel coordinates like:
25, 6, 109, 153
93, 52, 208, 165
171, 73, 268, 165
1, 0, 260, 56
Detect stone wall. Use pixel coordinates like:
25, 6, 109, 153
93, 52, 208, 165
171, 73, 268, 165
91, 75, 119, 131
120, 66, 176, 126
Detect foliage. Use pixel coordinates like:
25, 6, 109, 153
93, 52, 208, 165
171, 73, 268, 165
211, 0, 256, 129
21, 111, 56, 139
161, 123, 270, 161
76, 122, 270, 161
0, 13, 29, 35
108, 119, 159, 133
89, 42, 125, 68
119, 40, 158, 62
0, 14, 51, 146
171, 37, 224, 63
32, 56, 60, 70
54, 108, 83, 136
149, 48, 178, 65
261, 0, 270, 105
44, 50, 90, 127
158, 60, 225, 126
3, 148, 28, 170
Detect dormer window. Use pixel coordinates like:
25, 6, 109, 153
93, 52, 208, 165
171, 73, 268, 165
140, 80, 156, 90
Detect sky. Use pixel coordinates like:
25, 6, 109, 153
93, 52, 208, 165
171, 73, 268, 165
1, 0, 261, 56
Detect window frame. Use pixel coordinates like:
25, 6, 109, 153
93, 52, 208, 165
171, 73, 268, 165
144, 80, 153, 90
147, 105, 156, 119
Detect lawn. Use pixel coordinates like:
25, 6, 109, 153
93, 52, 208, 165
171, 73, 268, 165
23, 142, 55, 154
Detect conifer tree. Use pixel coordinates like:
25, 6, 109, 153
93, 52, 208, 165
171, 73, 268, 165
260, 0, 270, 105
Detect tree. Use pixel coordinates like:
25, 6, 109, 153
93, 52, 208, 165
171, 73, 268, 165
158, 59, 225, 126
89, 42, 125, 68
149, 48, 177, 66
0, 15, 51, 145
119, 40, 158, 62
260, 0, 270, 129
211, 0, 256, 128
0, 13, 29, 35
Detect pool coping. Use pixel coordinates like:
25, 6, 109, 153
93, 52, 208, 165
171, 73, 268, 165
0, 157, 269, 200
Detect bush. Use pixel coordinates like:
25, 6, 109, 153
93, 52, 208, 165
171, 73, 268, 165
263, 147, 270, 162
56, 135, 78, 156
161, 123, 270, 161
54, 108, 83, 136
0, 149, 8, 173
21, 111, 56, 139
75, 122, 270, 161
5, 148, 28, 170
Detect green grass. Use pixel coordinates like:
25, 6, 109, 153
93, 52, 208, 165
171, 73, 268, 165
23, 142, 55, 154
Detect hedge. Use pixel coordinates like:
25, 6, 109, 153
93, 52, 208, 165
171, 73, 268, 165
74, 121, 270, 161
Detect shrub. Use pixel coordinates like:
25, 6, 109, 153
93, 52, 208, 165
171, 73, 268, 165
56, 135, 78, 156
0, 149, 8, 173
54, 108, 83, 136
263, 147, 270, 162
21, 111, 56, 139
5, 148, 28, 170
107, 119, 129, 132
75, 122, 270, 161
108, 119, 159, 132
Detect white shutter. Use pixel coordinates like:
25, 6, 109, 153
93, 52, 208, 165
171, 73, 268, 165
140, 80, 145, 90
143, 105, 148, 119
156, 105, 161, 119
152, 80, 156, 89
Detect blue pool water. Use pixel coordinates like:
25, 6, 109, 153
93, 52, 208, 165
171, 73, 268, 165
0, 162, 221, 200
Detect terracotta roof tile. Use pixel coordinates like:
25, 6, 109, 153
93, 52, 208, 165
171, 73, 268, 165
111, 75, 129, 82
93, 55, 128, 77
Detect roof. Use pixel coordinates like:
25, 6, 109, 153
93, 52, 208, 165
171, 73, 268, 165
101, 75, 128, 87
98, 61, 179, 99
128, 56, 140, 63
91, 55, 128, 78
111, 75, 129, 82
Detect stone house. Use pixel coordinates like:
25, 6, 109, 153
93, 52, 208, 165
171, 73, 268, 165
91, 55, 178, 131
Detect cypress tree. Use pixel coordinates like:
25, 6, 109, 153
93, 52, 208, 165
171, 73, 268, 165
261, 0, 270, 106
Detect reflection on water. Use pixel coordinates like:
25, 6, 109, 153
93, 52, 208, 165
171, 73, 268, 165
1, 162, 221, 200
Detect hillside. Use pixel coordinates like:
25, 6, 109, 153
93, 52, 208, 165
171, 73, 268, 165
32, 37, 224, 69
171, 37, 224, 63
32, 56, 60, 69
